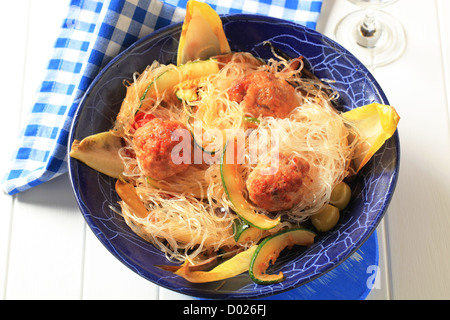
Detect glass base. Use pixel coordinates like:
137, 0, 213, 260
334, 9, 406, 68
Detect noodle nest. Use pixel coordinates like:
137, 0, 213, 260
112, 52, 358, 263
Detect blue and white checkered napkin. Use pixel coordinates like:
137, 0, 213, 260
2, 0, 322, 195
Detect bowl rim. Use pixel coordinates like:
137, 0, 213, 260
68, 13, 400, 299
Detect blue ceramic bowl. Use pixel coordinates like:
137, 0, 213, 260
68, 14, 400, 300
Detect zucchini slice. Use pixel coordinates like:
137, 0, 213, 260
249, 228, 316, 284
232, 218, 264, 244
186, 116, 223, 155
220, 142, 281, 230
138, 58, 220, 111
175, 87, 198, 102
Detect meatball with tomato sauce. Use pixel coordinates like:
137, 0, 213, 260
246, 152, 310, 212
228, 71, 299, 119
133, 118, 192, 180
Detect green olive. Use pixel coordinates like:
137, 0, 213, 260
330, 182, 351, 210
311, 204, 340, 232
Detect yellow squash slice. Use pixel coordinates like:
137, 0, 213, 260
177, 0, 231, 65
174, 245, 257, 283
343, 103, 400, 173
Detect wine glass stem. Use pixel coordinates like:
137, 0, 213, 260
361, 10, 376, 36
357, 9, 381, 48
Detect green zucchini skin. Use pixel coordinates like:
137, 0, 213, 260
243, 116, 260, 124
220, 142, 281, 230
232, 218, 264, 243
249, 228, 316, 284
232, 218, 249, 242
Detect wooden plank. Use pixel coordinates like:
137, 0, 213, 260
7, 175, 85, 299
0, 0, 31, 300
374, 0, 450, 299
4, 0, 86, 299
82, 229, 159, 299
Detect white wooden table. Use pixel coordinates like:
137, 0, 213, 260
1, 0, 450, 300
